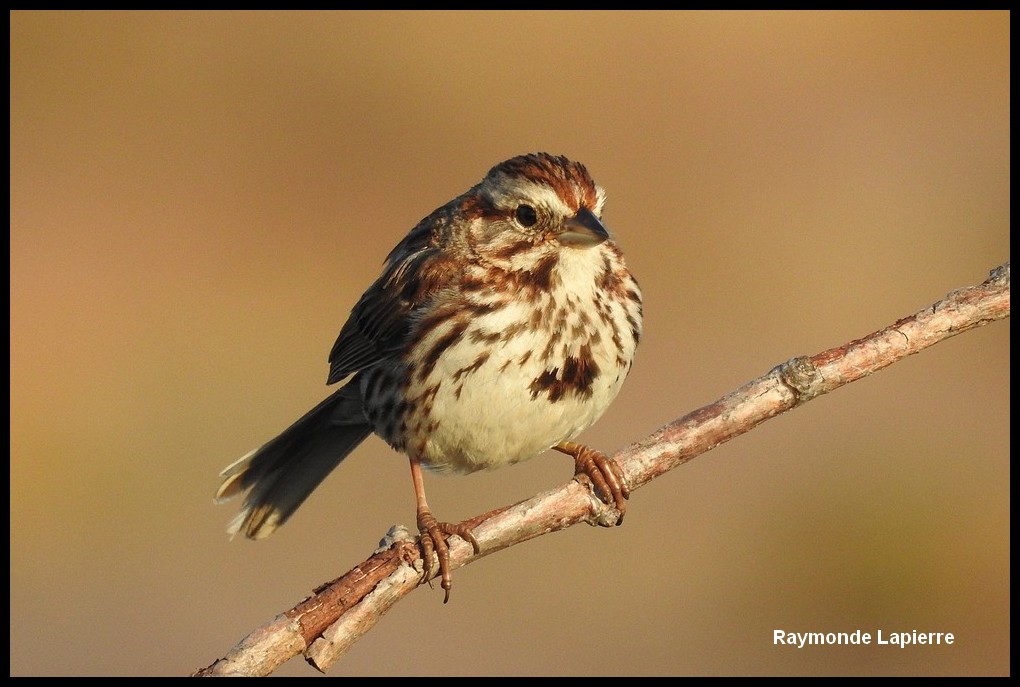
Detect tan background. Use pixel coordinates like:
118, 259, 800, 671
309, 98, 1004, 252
10, 11, 1009, 677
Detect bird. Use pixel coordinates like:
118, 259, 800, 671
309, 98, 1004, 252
216, 153, 643, 601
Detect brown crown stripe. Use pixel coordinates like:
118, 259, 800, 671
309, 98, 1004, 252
490, 154, 600, 213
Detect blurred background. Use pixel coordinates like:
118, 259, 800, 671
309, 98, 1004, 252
10, 11, 1009, 677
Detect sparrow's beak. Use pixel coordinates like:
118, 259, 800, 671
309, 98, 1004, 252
558, 207, 610, 247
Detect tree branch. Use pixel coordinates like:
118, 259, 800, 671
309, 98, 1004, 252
194, 262, 1010, 677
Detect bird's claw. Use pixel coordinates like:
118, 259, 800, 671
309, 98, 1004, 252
556, 441, 630, 523
417, 510, 480, 603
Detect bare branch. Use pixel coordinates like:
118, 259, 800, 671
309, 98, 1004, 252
194, 262, 1010, 677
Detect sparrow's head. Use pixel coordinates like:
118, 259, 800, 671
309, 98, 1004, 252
463, 153, 612, 265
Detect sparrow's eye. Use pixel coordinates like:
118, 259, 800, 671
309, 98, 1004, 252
514, 204, 538, 228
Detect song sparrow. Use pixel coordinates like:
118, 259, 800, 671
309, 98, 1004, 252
216, 153, 643, 601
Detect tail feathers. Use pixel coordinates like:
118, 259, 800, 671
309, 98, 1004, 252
216, 385, 371, 540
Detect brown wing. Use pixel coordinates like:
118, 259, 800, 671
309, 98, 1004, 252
326, 207, 463, 385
